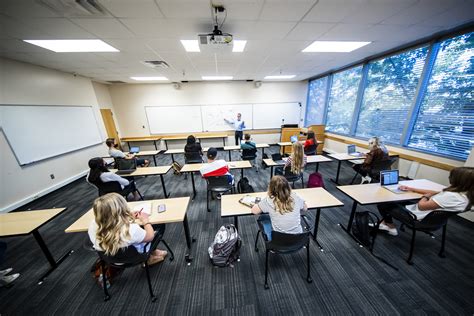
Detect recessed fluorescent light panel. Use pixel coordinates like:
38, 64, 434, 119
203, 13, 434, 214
181, 40, 200, 52
202, 76, 233, 81
232, 40, 247, 52
23, 39, 119, 52
264, 75, 296, 80
302, 41, 371, 53
130, 76, 169, 81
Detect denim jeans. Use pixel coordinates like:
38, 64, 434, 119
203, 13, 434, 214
258, 214, 273, 241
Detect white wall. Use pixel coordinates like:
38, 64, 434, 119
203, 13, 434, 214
108, 81, 308, 149
0, 58, 109, 212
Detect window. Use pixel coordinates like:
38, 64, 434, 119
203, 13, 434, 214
325, 66, 362, 134
408, 32, 474, 160
355, 46, 429, 144
305, 76, 328, 125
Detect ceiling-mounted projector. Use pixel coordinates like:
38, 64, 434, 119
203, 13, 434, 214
199, 25, 233, 46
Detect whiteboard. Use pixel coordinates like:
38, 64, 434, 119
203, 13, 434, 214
253, 102, 302, 129
0, 105, 103, 165
201, 104, 253, 132
146, 106, 202, 134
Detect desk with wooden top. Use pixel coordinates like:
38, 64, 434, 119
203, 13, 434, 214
107, 150, 160, 166
162, 133, 228, 150
263, 155, 333, 181
278, 140, 323, 153
164, 148, 209, 163
111, 165, 171, 198
65, 197, 195, 263
221, 188, 343, 250
0, 208, 73, 284
223, 143, 270, 161
121, 136, 162, 150
181, 160, 252, 199
337, 179, 446, 237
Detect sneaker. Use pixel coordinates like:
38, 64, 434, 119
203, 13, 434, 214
0, 273, 20, 286
378, 223, 398, 236
0, 268, 13, 277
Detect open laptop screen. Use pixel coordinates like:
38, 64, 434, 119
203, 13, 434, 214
380, 170, 399, 186
347, 144, 356, 154
290, 135, 298, 143
129, 146, 140, 153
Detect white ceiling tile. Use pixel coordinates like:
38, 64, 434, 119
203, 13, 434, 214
318, 23, 373, 41
419, 2, 474, 28
100, 0, 164, 18
380, 0, 459, 26
71, 18, 135, 38
285, 22, 336, 41
121, 18, 209, 38
259, 0, 317, 22
0, 0, 60, 18
18, 18, 96, 39
248, 21, 298, 40
0, 15, 51, 39
222, 1, 264, 21
303, 0, 366, 23
343, 2, 416, 24
155, 0, 211, 19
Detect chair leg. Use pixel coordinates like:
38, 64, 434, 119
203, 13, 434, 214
300, 176, 304, 188
136, 189, 144, 200
101, 261, 110, 301
306, 240, 312, 283
438, 225, 447, 258
264, 250, 270, 290
207, 190, 211, 212
407, 228, 416, 265
350, 171, 358, 184
161, 239, 175, 261
254, 230, 261, 252
143, 261, 157, 302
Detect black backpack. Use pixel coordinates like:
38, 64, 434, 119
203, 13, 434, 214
208, 225, 242, 267
237, 177, 254, 193
352, 211, 379, 248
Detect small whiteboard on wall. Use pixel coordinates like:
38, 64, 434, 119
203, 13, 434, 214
0, 105, 103, 166
201, 104, 253, 131
253, 102, 302, 129
146, 106, 202, 134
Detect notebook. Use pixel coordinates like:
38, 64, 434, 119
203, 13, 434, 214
239, 195, 261, 208
115, 158, 137, 175
129, 146, 140, 154
380, 170, 405, 194
131, 202, 152, 215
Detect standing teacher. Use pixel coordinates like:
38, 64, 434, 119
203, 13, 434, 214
224, 113, 246, 145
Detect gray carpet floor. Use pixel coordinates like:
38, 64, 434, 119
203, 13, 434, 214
1, 146, 473, 315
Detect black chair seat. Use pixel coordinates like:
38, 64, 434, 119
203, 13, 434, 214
304, 143, 317, 156
206, 176, 234, 212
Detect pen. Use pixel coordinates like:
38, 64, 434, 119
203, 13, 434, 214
137, 207, 144, 217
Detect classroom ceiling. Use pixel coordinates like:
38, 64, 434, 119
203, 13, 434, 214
0, 0, 473, 84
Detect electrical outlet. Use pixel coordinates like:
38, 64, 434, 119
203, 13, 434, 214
142, 125, 145, 129
50, 174, 55, 179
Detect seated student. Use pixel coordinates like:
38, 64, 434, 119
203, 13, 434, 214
88, 193, 167, 266
106, 138, 149, 167
251, 176, 308, 241
87, 157, 141, 201
303, 130, 318, 155
184, 135, 203, 162
240, 133, 256, 150
0, 242, 20, 288
352, 136, 389, 179
276, 142, 307, 176
199, 147, 234, 184
376, 167, 474, 236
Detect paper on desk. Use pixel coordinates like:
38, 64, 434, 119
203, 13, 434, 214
131, 202, 152, 215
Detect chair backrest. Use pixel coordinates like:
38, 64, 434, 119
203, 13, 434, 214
96, 181, 123, 196
242, 147, 257, 160
207, 175, 233, 190
115, 158, 137, 171
304, 143, 317, 156
267, 231, 309, 253
97, 246, 147, 268
185, 151, 202, 164
369, 157, 397, 180
417, 210, 460, 229
284, 165, 302, 181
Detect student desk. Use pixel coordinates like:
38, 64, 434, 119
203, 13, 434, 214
263, 155, 333, 181
121, 136, 162, 150
164, 148, 209, 163
337, 179, 445, 239
107, 150, 160, 166
162, 133, 228, 150
0, 208, 73, 284
223, 143, 270, 161
181, 161, 252, 199
110, 166, 172, 198
328, 152, 398, 185
65, 197, 195, 263
278, 141, 323, 153
221, 188, 343, 250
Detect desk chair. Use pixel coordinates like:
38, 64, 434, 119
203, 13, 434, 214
96, 230, 174, 302
390, 210, 460, 265
283, 166, 304, 189
94, 180, 144, 201
242, 147, 258, 172
254, 221, 312, 289
184, 152, 203, 180
206, 176, 235, 212
351, 157, 396, 184
304, 143, 317, 156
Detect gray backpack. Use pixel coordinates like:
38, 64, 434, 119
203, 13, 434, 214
208, 225, 241, 267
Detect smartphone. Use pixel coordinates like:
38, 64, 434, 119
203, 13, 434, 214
158, 204, 166, 213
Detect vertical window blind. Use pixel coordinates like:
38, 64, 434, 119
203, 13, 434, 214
305, 76, 329, 125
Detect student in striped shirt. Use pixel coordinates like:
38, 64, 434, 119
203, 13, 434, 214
199, 147, 234, 184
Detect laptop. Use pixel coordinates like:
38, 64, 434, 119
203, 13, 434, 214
290, 135, 298, 143
380, 170, 404, 194
271, 153, 285, 165
115, 158, 137, 175
129, 146, 140, 154
347, 144, 364, 157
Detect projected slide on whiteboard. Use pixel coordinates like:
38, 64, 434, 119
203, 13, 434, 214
202, 104, 253, 132
0, 105, 103, 165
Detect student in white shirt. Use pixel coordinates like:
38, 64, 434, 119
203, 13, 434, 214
106, 138, 149, 167
224, 113, 246, 145
87, 157, 141, 201
376, 167, 474, 236
88, 193, 167, 266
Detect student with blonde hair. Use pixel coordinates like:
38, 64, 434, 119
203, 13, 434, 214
251, 176, 308, 241
88, 193, 167, 265
276, 142, 307, 176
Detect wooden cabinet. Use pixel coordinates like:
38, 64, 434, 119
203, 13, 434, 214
280, 127, 301, 154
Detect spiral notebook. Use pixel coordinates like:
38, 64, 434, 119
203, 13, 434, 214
238, 195, 261, 208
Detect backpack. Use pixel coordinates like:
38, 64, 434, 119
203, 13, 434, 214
352, 211, 379, 248
237, 177, 254, 193
307, 172, 324, 188
171, 161, 182, 175
208, 225, 242, 267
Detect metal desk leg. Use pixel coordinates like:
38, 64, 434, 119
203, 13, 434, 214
171, 153, 175, 163
241, 168, 244, 178
190, 172, 196, 200
234, 216, 239, 230
183, 214, 195, 264
153, 140, 158, 150
316, 163, 319, 172
270, 166, 274, 181
223, 137, 226, 147
153, 155, 157, 166
160, 174, 170, 198
165, 140, 169, 150
312, 208, 323, 250
229, 150, 232, 161
127, 141, 131, 150
339, 201, 358, 241
33, 230, 73, 285
331, 160, 342, 184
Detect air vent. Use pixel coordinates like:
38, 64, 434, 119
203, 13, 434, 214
37, 0, 106, 17
107, 80, 126, 84
141, 60, 170, 69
